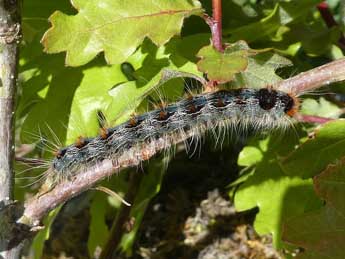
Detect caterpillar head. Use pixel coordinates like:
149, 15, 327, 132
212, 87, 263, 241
256, 88, 298, 117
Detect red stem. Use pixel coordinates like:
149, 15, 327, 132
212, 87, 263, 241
204, 0, 223, 52
296, 114, 334, 124
203, 0, 223, 87
317, 2, 345, 49
317, 2, 337, 27
212, 0, 223, 52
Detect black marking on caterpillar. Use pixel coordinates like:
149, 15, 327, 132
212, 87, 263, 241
50, 88, 296, 182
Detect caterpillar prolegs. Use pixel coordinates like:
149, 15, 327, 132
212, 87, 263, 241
49, 87, 297, 183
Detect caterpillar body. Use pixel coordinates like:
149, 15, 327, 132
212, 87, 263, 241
50, 87, 297, 182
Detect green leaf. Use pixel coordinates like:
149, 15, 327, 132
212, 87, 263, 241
119, 155, 170, 254
21, 0, 73, 45
224, 0, 322, 43
301, 97, 342, 119
224, 4, 282, 43
197, 40, 291, 86
237, 138, 268, 167
283, 159, 345, 259
30, 207, 62, 259
234, 132, 320, 247
19, 0, 76, 118
20, 57, 127, 145
159, 68, 206, 86
232, 52, 292, 88
282, 120, 345, 178
87, 172, 134, 255
196, 42, 250, 83
300, 26, 341, 56
42, 0, 203, 66
88, 192, 110, 256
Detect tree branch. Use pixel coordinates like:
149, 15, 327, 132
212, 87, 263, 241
0, 0, 21, 257
0, 0, 21, 205
276, 57, 345, 94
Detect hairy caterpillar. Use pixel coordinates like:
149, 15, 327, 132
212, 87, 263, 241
46, 87, 297, 184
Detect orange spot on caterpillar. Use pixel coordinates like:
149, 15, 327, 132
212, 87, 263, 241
188, 104, 197, 113
75, 136, 87, 148
235, 98, 246, 105
100, 127, 109, 139
216, 98, 225, 107
55, 148, 67, 159
286, 108, 297, 117
158, 110, 168, 120
127, 116, 138, 128
286, 94, 300, 117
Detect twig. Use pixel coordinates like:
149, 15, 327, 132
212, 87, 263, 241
99, 171, 143, 259
0, 0, 22, 257
211, 0, 223, 52
295, 114, 334, 124
203, 0, 223, 89
204, 0, 223, 52
92, 186, 131, 207
317, 2, 345, 50
317, 2, 337, 27
276, 57, 345, 94
15, 157, 46, 167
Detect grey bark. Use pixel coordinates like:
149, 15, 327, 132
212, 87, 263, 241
0, 0, 21, 258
